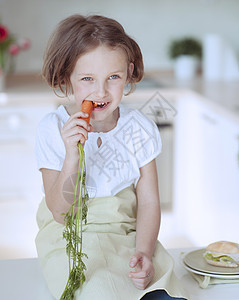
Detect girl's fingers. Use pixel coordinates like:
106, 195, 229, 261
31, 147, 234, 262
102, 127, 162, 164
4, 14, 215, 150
130, 276, 151, 290
70, 111, 90, 125
62, 124, 89, 146
66, 133, 87, 146
64, 110, 90, 125
129, 270, 148, 279
61, 108, 93, 151
62, 132, 88, 145
129, 268, 153, 281
128, 255, 154, 290
129, 256, 140, 268
64, 131, 88, 144
64, 118, 90, 132
88, 124, 93, 132
70, 111, 89, 119
63, 126, 88, 138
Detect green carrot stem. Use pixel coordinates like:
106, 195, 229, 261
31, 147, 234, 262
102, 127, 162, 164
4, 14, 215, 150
60, 142, 88, 300
79, 147, 85, 255
75, 144, 84, 259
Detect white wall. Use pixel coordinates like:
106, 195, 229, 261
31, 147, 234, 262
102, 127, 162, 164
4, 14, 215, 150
0, 0, 238, 73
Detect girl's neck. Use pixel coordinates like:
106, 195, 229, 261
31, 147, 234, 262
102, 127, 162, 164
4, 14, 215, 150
91, 107, 119, 133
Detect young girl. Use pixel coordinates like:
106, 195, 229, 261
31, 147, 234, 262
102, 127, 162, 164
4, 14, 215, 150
35, 14, 188, 300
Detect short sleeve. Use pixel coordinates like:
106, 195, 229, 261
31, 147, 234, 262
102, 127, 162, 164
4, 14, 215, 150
35, 112, 66, 171
132, 110, 162, 168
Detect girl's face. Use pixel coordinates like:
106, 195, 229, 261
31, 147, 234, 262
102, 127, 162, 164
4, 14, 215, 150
70, 45, 133, 122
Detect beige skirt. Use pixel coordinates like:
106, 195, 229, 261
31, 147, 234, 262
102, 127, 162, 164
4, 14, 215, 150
35, 185, 189, 300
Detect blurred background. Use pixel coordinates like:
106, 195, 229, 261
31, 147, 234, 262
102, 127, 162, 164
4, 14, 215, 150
1, 0, 239, 73
0, 0, 239, 259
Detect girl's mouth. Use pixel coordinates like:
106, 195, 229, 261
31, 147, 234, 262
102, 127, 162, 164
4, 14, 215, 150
93, 101, 109, 110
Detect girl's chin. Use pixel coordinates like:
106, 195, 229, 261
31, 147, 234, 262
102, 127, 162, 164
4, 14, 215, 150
91, 113, 107, 122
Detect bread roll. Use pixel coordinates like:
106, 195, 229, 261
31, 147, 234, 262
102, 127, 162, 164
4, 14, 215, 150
206, 241, 239, 254
204, 241, 239, 268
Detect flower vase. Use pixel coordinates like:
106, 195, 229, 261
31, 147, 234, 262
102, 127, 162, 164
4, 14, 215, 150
174, 55, 199, 80
0, 71, 6, 92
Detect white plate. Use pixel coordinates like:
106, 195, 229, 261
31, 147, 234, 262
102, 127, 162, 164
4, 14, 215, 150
183, 262, 239, 279
183, 249, 239, 279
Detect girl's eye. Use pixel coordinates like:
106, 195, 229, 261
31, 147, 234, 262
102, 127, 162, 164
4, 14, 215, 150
82, 77, 92, 81
109, 74, 119, 80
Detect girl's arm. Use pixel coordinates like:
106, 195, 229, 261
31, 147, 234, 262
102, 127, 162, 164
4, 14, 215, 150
129, 158, 161, 289
41, 110, 92, 224
41, 155, 79, 224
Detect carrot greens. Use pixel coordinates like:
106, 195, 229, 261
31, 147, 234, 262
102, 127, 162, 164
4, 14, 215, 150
60, 142, 89, 300
60, 100, 93, 299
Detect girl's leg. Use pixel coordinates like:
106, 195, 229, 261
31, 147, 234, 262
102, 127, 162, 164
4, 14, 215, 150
140, 289, 187, 300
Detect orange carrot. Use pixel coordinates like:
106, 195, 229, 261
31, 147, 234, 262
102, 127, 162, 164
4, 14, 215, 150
80, 100, 93, 124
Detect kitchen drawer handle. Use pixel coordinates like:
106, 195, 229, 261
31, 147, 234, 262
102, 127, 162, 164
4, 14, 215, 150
156, 122, 173, 128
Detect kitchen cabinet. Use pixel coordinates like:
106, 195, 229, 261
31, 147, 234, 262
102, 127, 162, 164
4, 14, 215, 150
173, 95, 239, 246
122, 90, 176, 208
0, 103, 55, 258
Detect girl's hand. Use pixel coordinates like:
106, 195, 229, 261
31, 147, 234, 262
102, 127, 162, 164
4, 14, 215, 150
128, 252, 155, 290
61, 111, 92, 157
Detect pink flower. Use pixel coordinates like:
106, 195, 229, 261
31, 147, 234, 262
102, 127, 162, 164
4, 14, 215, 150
9, 44, 20, 56
19, 38, 31, 50
0, 25, 8, 43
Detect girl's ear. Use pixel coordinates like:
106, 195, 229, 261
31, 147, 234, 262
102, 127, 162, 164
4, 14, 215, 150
127, 62, 134, 83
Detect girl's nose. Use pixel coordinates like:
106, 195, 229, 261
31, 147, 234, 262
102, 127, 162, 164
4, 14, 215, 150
94, 81, 107, 98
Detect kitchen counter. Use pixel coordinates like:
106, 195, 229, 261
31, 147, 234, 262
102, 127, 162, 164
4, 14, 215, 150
143, 70, 239, 115
1, 248, 238, 300
1, 72, 239, 122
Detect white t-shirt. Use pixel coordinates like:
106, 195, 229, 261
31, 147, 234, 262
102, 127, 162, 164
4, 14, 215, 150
35, 104, 162, 198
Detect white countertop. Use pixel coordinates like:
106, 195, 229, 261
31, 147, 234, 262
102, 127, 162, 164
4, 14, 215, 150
1, 73, 239, 127
1, 248, 239, 300
142, 71, 239, 117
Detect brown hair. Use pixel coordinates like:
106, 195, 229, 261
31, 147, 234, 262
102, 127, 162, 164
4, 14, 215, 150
42, 14, 144, 96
